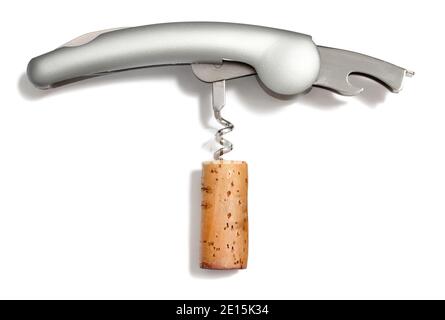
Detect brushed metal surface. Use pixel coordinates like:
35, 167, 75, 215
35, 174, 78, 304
314, 46, 414, 96
27, 22, 320, 95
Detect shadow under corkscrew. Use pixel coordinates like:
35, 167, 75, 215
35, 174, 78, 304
17, 65, 390, 277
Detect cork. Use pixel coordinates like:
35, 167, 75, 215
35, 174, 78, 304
200, 160, 248, 269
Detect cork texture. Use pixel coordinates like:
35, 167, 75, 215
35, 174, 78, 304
200, 160, 248, 269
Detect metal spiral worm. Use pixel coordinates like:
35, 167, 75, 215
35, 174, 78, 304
212, 80, 234, 160
213, 110, 234, 160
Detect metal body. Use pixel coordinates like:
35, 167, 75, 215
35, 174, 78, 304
212, 81, 233, 160
25, 23, 414, 270
314, 47, 414, 96
26, 22, 413, 160
27, 22, 320, 95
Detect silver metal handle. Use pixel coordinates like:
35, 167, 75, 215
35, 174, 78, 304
27, 22, 320, 95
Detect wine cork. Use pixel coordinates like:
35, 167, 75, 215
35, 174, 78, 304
200, 160, 248, 269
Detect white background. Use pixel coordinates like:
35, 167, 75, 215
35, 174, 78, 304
1, 1, 444, 299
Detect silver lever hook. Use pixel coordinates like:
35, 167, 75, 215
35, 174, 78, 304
212, 80, 234, 160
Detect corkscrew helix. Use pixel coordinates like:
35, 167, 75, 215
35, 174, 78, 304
26, 22, 414, 163
212, 81, 234, 160
191, 62, 257, 160
25, 22, 413, 271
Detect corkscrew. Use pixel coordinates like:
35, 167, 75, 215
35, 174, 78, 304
212, 80, 234, 160
26, 22, 413, 270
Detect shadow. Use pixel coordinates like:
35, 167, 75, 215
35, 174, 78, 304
299, 87, 347, 109
229, 75, 346, 112
189, 170, 238, 278
349, 74, 388, 106
18, 66, 388, 119
222, 72, 389, 110
18, 66, 215, 131
18, 73, 49, 100
18, 65, 389, 277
